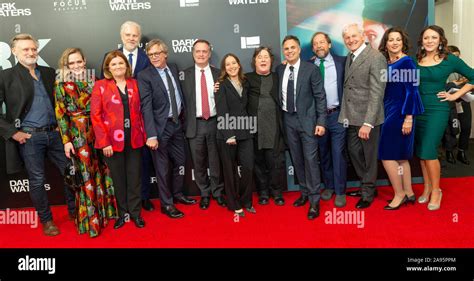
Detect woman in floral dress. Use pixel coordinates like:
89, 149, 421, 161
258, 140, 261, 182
54, 48, 117, 237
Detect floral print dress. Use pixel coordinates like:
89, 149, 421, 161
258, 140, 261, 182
55, 80, 117, 237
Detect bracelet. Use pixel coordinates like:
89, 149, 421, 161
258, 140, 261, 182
404, 120, 413, 123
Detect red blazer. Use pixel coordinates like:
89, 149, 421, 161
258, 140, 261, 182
91, 78, 146, 151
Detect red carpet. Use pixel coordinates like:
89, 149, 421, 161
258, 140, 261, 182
1, 177, 473, 248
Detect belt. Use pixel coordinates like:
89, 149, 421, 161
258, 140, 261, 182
327, 106, 340, 114
196, 116, 216, 120
21, 125, 57, 133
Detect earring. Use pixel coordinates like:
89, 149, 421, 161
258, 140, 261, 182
439, 45, 443, 50
421, 46, 424, 50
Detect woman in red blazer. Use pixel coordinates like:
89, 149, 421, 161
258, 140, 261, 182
91, 50, 146, 229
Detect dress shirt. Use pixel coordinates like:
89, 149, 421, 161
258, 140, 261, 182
194, 64, 216, 117
282, 58, 301, 112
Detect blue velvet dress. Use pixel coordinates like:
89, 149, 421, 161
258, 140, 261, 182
378, 56, 424, 160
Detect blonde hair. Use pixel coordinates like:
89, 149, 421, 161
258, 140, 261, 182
57, 48, 86, 82
10, 33, 38, 49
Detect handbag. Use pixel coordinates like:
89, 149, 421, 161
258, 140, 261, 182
64, 156, 83, 192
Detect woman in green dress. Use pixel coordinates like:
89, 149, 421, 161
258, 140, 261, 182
415, 25, 474, 211
54, 48, 118, 237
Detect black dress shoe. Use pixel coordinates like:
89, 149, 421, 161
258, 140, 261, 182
346, 190, 362, 197
384, 196, 407, 210
258, 197, 269, 205
446, 151, 456, 164
114, 217, 126, 229
161, 205, 184, 219
274, 196, 285, 206
215, 196, 227, 207
200, 197, 210, 210
356, 198, 373, 209
293, 196, 308, 207
132, 216, 145, 228
307, 204, 320, 220
457, 150, 470, 165
175, 196, 197, 205
246, 206, 257, 214
142, 199, 155, 211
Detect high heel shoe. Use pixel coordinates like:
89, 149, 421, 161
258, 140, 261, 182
406, 194, 416, 205
384, 196, 408, 210
428, 189, 442, 211
418, 185, 432, 204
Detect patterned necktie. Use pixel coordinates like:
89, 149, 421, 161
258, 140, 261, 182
319, 58, 325, 80
349, 53, 355, 67
164, 68, 179, 123
287, 66, 295, 113
128, 53, 134, 74
200, 69, 210, 120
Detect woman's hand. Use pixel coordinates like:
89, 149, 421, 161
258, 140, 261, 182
64, 142, 75, 159
402, 119, 413, 135
226, 138, 237, 145
102, 145, 114, 157
214, 82, 220, 93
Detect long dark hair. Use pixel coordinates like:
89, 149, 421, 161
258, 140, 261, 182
378, 27, 410, 61
416, 25, 449, 62
218, 53, 245, 83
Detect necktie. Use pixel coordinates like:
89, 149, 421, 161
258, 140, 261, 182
164, 68, 179, 123
319, 58, 325, 80
128, 53, 134, 74
349, 53, 355, 67
287, 66, 295, 113
200, 69, 210, 120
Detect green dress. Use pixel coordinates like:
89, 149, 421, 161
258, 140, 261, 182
415, 54, 474, 159
54, 80, 118, 237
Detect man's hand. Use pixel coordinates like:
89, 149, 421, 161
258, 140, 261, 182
314, 126, 325, 136
358, 125, 372, 140
102, 145, 114, 157
12, 131, 31, 144
64, 142, 76, 159
146, 139, 159, 150
226, 138, 237, 145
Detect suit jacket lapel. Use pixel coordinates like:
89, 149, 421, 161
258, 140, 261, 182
153, 68, 169, 102
15, 64, 34, 112
345, 46, 370, 82
295, 62, 305, 99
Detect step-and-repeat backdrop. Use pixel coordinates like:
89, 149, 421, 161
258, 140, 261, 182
0, 0, 431, 209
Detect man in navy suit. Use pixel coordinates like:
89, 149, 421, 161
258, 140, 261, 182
137, 39, 197, 219
310, 32, 348, 208
101, 21, 154, 212
276, 35, 327, 220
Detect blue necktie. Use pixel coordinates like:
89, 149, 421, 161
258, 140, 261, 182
128, 53, 134, 73
287, 66, 295, 113
164, 68, 179, 123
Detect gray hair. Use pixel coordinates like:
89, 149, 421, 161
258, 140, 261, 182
10, 33, 39, 49
341, 23, 365, 37
146, 38, 168, 54
120, 21, 142, 37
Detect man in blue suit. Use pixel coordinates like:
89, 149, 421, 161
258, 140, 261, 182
310, 32, 348, 208
137, 39, 197, 219
276, 35, 327, 220
101, 21, 154, 212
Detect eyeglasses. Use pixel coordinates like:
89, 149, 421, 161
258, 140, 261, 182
147, 51, 165, 58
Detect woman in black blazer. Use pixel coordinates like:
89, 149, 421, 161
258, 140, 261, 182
216, 53, 255, 217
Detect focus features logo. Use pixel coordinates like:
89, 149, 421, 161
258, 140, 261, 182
109, 0, 151, 11
241, 36, 260, 49
53, 0, 88, 12
179, 0, 199, 7
171, 39, 198, 53
0, 2, 32, 17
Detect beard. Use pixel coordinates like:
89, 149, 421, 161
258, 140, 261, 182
20, 57, 38, 67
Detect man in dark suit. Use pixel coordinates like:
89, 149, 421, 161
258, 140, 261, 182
100, 21, 154, 212
276, 35, 327, 220
310, 32, 348, 208
137, 39, 196, 219
0, 34, 75, 236
338, 23, 386, 209
181, 39, 225, 210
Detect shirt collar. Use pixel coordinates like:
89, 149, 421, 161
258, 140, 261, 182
122, 47, 138, 57
317, 52, 333, 63
195, 64, 210, 72
287, 58, 301, 70
352, 43, 367, 58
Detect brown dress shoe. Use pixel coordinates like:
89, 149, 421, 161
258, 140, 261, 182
42, 221, 60, 236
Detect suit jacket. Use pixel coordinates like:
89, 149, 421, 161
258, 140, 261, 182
338, 45, 387, 127
100, 47, 151, 79
276, 60, 327, 136
0, 63, 56, 174
90, 78, 146, 151
309, 53, 346, 105
215, 78, 253, 141
137, 63, 184, 140
180, 65, 220, 138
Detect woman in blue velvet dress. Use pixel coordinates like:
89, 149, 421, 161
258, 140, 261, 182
378, 27, 424, 210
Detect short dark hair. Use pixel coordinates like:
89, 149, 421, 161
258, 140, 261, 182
192, 39, 212, 51
282, 35, 300, 46
447, 45, 460, 54
251, 46, 274, 70
311, 32, 331, 45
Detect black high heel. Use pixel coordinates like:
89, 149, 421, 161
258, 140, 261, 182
384, 196, 408, 210
406, 194, 416, 205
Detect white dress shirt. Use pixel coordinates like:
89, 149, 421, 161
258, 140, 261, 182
281, 58, 301, 112
122, 48, 138, 74
194, 64, 217, 117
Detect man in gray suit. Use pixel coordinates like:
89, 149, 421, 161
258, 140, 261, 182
338, 23, 386, 209
276, 35, 327, 219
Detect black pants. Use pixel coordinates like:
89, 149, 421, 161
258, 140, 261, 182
347, 125, 380, 201
253, 138, 285, 198
217, 138, 254, 211
188, 118, 224, 198
444, 101, 472, 151
104, 145, 142, 218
